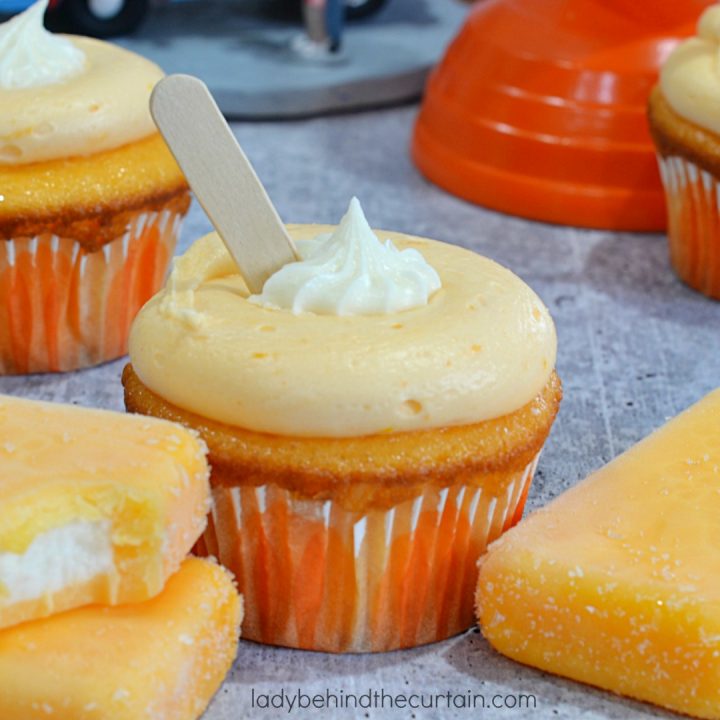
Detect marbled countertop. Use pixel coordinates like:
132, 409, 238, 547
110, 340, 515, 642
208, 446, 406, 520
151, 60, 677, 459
2, 106, 717, 720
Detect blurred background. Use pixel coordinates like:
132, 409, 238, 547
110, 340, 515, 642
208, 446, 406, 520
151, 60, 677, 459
0, 0, 469, 118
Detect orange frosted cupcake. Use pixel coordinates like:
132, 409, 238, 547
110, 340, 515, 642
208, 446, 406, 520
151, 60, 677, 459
649, 5, 720, 300
0, 1, 189, 374
123, 199, 561, 653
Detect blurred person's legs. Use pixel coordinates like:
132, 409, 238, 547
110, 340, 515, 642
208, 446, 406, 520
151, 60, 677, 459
325, 0, 343, 51
292, 0, 344, 59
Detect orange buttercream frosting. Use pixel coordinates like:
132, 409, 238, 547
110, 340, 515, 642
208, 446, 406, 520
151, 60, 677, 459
129, 225, 557, 438
0, 30, 163, 165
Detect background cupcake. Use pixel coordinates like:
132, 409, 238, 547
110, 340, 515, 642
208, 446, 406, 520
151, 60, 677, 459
123, 200, 561, 653
0, 0, 189, 374
649, 4, 720, 300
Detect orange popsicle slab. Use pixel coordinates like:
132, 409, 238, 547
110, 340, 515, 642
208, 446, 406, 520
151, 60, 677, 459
0, 394, 210, 631
0, 557, 242, 720
477, 389, 720, 719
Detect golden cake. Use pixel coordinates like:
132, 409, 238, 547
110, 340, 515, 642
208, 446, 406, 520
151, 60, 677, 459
123, 200, 561, 653
0, 0, 190, 373
648, 5, 720, 299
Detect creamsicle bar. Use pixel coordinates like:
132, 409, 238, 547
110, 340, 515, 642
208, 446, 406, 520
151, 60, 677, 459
0, 394, 210, 631
477, 389, 720, 720
0, 557, 242, 720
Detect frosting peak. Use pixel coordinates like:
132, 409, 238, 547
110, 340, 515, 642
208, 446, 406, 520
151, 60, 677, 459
250, 198, 441, 315
0, 0, 85, 90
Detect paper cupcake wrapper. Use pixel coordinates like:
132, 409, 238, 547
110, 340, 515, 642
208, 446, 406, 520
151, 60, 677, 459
197, 454, 539, 653
0, 207, 183, 374
658, 155, 720, 300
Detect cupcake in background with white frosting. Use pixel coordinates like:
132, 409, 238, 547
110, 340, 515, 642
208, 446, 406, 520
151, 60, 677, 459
0, 0, 190, 374
649, 3, 720, 300
123, 198, 562, 653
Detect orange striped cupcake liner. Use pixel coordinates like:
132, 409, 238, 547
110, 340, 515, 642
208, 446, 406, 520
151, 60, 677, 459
658, 155, 720, 300
196, 453, 539, 653
0, 205, 184, 375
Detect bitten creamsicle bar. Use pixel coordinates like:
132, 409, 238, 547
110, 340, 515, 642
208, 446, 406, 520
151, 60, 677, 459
0, 557, 242, 720
477, 389, 720, 720
0, 394, 210, 630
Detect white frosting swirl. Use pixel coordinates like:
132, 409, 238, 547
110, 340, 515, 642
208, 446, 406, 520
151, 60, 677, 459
250, 197, 441, 315
0, 0, 85, 90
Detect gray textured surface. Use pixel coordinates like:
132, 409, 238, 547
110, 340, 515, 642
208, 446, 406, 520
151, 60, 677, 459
2, 105, 719, 718
115, 0, 467, 118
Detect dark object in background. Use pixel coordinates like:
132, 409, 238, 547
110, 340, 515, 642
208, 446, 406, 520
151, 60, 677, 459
45, 0, 148, 37
44, 0, 388, 38
343, 0, 386, 20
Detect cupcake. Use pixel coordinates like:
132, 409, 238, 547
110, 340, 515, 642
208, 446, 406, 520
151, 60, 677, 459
0, 0, 190, 374
649, 5, 720, 300
123, 198, 561, 653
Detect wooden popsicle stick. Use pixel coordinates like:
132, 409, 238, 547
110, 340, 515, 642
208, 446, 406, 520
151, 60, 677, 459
150, 74, 298, 294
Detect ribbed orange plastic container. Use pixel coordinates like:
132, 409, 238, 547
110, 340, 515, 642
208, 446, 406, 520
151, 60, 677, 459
412, 0, 714, 231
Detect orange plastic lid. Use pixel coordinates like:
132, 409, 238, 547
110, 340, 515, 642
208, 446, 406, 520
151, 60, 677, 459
412, 0, 714, 231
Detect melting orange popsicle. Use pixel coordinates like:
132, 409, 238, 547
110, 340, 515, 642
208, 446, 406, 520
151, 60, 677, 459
0, 394, 210, 631
477, 389, 720, 719
0, 557, 242, 720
